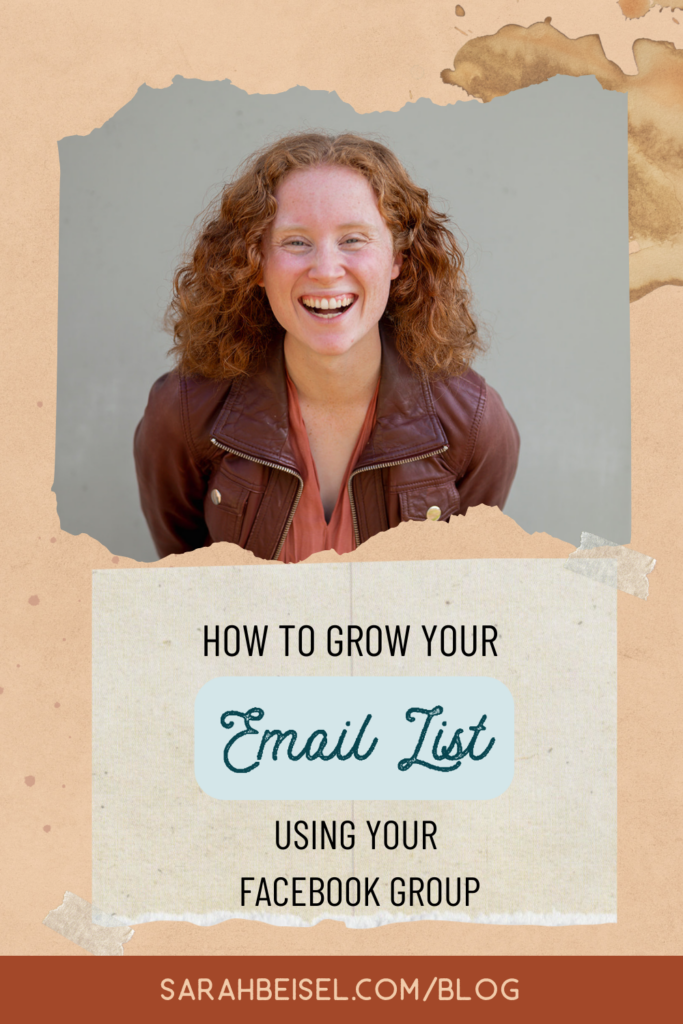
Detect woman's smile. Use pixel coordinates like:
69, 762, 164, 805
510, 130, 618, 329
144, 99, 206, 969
299, 293, 358, 318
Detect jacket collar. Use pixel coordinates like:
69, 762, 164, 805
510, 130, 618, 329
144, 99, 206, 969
210, 321, 448, 470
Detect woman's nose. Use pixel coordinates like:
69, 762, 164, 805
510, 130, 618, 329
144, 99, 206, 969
308, 243, 345, 282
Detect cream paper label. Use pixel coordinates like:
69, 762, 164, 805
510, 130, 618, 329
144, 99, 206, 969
92, 559, 616, 927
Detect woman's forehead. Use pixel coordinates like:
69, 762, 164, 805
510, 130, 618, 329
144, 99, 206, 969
273, 164, 382, 220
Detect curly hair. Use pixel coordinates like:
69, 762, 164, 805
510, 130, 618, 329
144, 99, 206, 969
166, 131, 483, 380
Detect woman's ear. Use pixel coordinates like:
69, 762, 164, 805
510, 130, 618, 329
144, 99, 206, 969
390, 251, 404, 280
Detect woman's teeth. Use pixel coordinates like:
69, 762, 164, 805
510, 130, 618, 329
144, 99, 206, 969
301, 295, 356, 317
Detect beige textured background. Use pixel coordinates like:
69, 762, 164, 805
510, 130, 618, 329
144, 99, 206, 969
1, 1, 681, 955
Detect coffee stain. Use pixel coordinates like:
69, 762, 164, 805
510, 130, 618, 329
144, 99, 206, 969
441, 23, 683, 302
442, 23, 626, 100
455, 5, 465, 15
618, 0, 652, 18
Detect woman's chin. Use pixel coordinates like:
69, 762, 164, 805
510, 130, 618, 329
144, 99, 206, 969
286, 322, 381, 361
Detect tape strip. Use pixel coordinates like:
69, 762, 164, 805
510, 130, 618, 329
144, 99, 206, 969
43, 892, 134, 955
564, 532, 656, 599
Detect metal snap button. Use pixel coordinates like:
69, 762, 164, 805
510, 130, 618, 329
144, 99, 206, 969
426, 505, 441, 521
210, 489, 222, 505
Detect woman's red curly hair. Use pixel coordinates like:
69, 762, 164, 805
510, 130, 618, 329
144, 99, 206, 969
167, 131, 483, 379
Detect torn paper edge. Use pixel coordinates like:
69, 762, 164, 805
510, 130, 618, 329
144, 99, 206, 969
43, 891, 134, 955
564, 531, 655, 598
92, 907, 616, 929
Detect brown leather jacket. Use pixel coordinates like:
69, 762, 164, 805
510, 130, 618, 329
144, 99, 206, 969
134, 325, 520, 560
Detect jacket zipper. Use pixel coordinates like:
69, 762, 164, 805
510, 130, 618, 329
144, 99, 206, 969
211, 437, 304, 560
212, 437, 450, 556
347, 445, 449, 547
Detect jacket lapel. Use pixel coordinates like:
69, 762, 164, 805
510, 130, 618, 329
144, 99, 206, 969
210, 338, 300, 471
355, 322, 447, 468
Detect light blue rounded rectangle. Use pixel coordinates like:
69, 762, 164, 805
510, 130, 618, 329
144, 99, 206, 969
195, 676, 514, 800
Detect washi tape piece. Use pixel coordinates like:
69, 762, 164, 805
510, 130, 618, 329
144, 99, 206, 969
564, 532, 656, 599
43, 891, 134, 955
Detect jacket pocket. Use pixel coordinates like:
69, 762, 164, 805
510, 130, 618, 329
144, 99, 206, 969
205, 459, 267, 547
398, 478, 460, 522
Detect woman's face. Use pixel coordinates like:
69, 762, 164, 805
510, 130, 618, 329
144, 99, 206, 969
259, 164, 402, 359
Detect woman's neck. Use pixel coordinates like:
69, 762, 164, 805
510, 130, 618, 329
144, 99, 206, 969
283, 326, 382, 411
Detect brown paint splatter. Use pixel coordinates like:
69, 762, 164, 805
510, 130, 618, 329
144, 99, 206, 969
25, 776, 35, 787
455, 5, 465, 15
43, 825, 51, 833
544, 16, 552, 24
28, 594, 39, 605
618, 0, 652, 18
441, 24, 683, 302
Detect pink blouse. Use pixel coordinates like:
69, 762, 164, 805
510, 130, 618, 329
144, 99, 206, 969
279, 375, 379, 563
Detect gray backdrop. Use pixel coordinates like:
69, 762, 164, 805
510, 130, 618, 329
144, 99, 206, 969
55, 75, 629, 562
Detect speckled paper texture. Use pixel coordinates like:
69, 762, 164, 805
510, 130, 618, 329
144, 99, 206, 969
93, 560, 616, 925
2, 0, 682, 959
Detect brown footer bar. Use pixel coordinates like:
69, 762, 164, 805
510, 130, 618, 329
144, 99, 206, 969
0, 956, 678, 1021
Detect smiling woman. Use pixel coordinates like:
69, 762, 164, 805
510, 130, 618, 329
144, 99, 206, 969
134, 132, 520, 562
